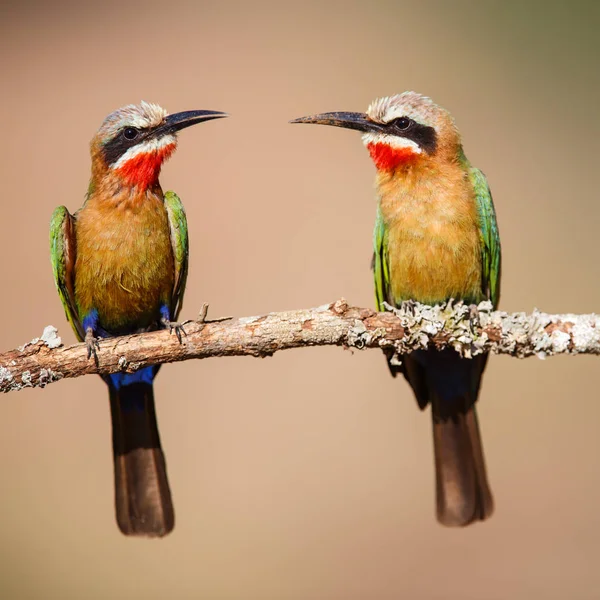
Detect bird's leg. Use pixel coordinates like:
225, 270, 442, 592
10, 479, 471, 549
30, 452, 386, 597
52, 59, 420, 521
84, 327, 100, 362
384, 299, 418, 317
160, 305, 187, 343
84, 328, 100, 364
468, 303, 482, 335
82, 310, 101, 364
160, 317, 187, 343
399, 299, 419, 316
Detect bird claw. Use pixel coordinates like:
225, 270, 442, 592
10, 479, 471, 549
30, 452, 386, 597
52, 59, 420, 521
468, 303, 480, 325
161, 317, 187, 343
85, 329, 100, 364
399, 299, 418, 316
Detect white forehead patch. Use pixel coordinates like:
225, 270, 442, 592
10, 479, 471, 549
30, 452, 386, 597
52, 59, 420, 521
100, 101, 168, 140
362, 132, 422, 153
111, 134, 177, 169
366, 91, 439, 127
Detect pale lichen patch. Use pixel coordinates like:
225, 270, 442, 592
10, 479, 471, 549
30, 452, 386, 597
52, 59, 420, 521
41, 326, 62, 349
550, 329, 571, 353
239, 316, 261, 325
21, 371, 33, 387
571, 315, 600, 353
347, 319, 372, 349
0, 366, 14, 386
38, 368, 64, 388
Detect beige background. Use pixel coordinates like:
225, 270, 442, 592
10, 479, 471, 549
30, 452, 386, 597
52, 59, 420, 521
1, 1, 599, 598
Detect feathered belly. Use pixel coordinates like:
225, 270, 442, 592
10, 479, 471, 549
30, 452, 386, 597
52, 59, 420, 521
387, 219, 483, 306
376, 157, 486, 306
74, 203, 174, 334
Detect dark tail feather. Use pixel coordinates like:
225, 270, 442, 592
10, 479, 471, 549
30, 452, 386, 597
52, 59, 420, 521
401, 350, 493, 527
108, 381, 174, 536
432, 401, 493, 526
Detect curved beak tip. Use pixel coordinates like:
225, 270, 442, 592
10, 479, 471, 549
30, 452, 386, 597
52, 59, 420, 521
161, 109, 229, 133
289, 111, 379, 134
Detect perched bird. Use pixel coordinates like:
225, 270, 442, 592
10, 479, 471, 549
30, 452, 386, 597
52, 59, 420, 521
291, 92, 501, 526
50, 102, 227, 536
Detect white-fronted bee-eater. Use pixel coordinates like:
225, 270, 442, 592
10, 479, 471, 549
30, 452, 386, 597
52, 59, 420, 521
50, 102, 227, 536
292, 92, 501, 526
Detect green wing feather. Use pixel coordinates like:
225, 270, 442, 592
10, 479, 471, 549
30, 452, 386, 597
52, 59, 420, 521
373, 205, 391, 311
468, 166, 502, 308
50, 206, 84, 341
164, 191, 189, 320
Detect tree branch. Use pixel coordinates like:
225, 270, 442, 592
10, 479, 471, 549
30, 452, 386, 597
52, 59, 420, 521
1, 299, 598, 393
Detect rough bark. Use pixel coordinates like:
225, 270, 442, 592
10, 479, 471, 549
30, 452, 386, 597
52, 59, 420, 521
1, 299, 598, 394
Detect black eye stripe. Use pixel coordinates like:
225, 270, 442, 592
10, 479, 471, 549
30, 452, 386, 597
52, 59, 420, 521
102, 126, 153, 165
383, 117, 437, 154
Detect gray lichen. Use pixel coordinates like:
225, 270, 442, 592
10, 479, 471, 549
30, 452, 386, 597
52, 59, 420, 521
21, 371, 33, 387
0, 366, 14, 387
17, 325, 63, 352
346, 319, 372, 349
41, 326, 62, 349
380, 300, 599, 359
1, 300, 598, 394
38, 368, 64, 388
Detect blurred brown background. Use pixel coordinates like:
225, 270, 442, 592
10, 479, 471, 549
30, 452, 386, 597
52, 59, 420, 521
1, 1, 599, 598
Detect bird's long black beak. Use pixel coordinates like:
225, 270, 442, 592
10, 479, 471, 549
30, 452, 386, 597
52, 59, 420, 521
290, 111, 384, 134
158, 110, 228, 135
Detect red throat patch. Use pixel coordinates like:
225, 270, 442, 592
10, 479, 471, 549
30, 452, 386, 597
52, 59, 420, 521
366, 142, 420, 171
115, 143, 176, 189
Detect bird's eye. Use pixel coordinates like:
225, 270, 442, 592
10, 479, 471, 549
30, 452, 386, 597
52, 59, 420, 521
123, 127, 139, 140
391, 117, 412, 130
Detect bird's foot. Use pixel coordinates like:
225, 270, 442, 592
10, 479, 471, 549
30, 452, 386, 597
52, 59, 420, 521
85, 328, 100, 364
397, 299, 418, 316
382, 301, 415, 318
161, 317, 187, 343
468, 303, 481, 330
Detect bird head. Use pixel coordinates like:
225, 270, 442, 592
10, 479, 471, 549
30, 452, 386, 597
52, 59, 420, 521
90, 101, 227, 189
291, 92, 460, 172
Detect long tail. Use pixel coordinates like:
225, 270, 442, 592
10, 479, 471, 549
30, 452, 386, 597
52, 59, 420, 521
431, 401, 493, 526
107, 372, 174, 536
401, 349, 493, 526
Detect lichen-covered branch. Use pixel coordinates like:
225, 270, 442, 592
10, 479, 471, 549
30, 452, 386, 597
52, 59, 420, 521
1, 299, 598, 393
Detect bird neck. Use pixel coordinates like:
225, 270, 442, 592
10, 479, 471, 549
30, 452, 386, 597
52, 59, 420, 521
366, 141, 423, 172
374, 153, 475, 231
90, 142, 175, 192
86, 169, 164, 211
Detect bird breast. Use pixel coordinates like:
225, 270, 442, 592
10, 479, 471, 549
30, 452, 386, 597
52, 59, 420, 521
377, 164, 483, 305
73, 190, 175, 333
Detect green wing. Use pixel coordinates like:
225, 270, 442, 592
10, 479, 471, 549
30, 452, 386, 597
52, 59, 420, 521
164, 191, 189, 320
373, 206, 391, 311
50, 206, 84, 341
468, 166, 502, 308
